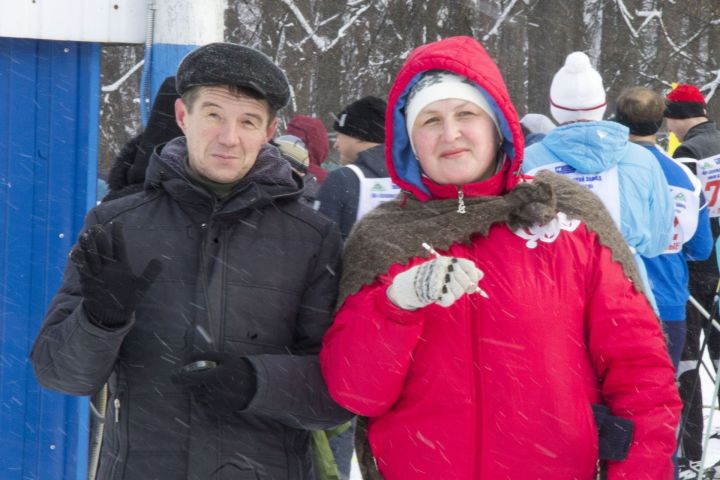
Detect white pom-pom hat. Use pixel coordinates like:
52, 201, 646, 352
549, 52, 607, 124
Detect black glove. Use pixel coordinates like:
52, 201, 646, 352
171, 351, 258, 416
70, 222, 163, 327
592, 404, 634, 461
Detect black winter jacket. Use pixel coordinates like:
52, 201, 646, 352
674, 121, 720, 162
316, 144, 387, 239
31, 138, 351, 480
674, 121, 720, 278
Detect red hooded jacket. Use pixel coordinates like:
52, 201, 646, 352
285, 115, 330, 183
320, 37, 680, 479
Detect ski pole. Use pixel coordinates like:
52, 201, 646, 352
698, 347, 720, 480
677, 286, 720, 454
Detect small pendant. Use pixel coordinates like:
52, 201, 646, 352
457, 187, 466, 214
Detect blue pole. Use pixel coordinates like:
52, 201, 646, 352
146, 0, 225, 107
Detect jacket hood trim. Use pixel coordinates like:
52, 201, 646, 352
385, 37, 526, 202
390, 73, 516, 200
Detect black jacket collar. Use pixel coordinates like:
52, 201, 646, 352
145, 137, 302, 216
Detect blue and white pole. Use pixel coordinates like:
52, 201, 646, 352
140, 0, 225, 125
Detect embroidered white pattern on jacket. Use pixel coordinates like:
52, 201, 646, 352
512, 212, 581, 248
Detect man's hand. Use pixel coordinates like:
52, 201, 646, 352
70, 222, 162, 327
387, 256, 484, 310
171, 352, 258, 416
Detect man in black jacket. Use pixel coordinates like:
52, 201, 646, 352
667, 84, 720, 472
316, 96, 397, 241
31, 42, 351, 480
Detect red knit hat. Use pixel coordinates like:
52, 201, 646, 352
665, 84, 707, 119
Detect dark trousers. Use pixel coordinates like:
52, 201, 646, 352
678, 270, 720, 460
663, 321, 688, 370
329, 418, 355, 479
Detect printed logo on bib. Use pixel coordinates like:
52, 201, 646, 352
554, 165, 576, 175
694, 154, 720, 218
346, 165, 401, 221
665, 185, 700, 253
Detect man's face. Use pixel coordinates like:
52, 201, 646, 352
175, 86, 277, 183
334, 132, 361, 165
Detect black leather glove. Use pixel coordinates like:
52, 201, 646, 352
171, 351, 258, 416
70, 222, 163, 327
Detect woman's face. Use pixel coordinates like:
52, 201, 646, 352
411, 99, 500, 186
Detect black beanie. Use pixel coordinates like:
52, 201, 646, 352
175, 42, 290, 111
333, 96, 386, 143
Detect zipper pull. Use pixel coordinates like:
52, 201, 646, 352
456, 186, 466, 214
114, 398, 120, 423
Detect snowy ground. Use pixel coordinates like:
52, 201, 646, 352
696, 336, 720, 472
350, 454, 361, 479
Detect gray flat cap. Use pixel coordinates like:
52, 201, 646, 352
175, 42, 290, 111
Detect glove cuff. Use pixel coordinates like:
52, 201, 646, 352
381, 287, 425, 323
83, 302, 132, 329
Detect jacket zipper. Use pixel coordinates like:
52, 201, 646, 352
195, 201, 218, 350
114, 398, 120, 423
217, 224, 229, 347
108, 384, 128, 480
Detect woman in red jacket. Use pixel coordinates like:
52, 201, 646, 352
320, 36, 681, 480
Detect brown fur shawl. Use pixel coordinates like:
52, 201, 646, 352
338, 170, 651, 480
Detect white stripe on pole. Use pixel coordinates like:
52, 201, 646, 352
153, 0, 225, 46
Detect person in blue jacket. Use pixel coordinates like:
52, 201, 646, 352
523, 52, 674, 309
615, 86, 712, 369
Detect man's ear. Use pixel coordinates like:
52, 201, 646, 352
175, 98, 188, 133
265, 118, 278, 142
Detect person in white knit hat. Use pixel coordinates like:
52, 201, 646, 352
523, 51, 675, 313
548, 51, 607, 124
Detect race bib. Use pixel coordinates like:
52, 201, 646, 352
664, 184, 700, 253
693, 154, 720, 218
346, 164, 401, 221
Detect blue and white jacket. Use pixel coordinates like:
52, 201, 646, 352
639, 143, 712, 320
523, 121, 674, 307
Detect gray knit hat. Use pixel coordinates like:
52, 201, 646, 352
175, 42, 290, 111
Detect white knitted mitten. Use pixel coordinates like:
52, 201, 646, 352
387, 257, 483, 310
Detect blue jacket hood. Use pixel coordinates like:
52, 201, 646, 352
540, 121, 630, 174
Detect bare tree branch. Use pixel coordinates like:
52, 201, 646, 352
615, 0, 638, 38
482, 0, 521, 41
701, 69, 720, 102
278, 0, 330, 50
101, 60, 144, 92
324, 4, 371, 51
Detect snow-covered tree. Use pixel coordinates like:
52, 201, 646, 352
98, 0, 720, 174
